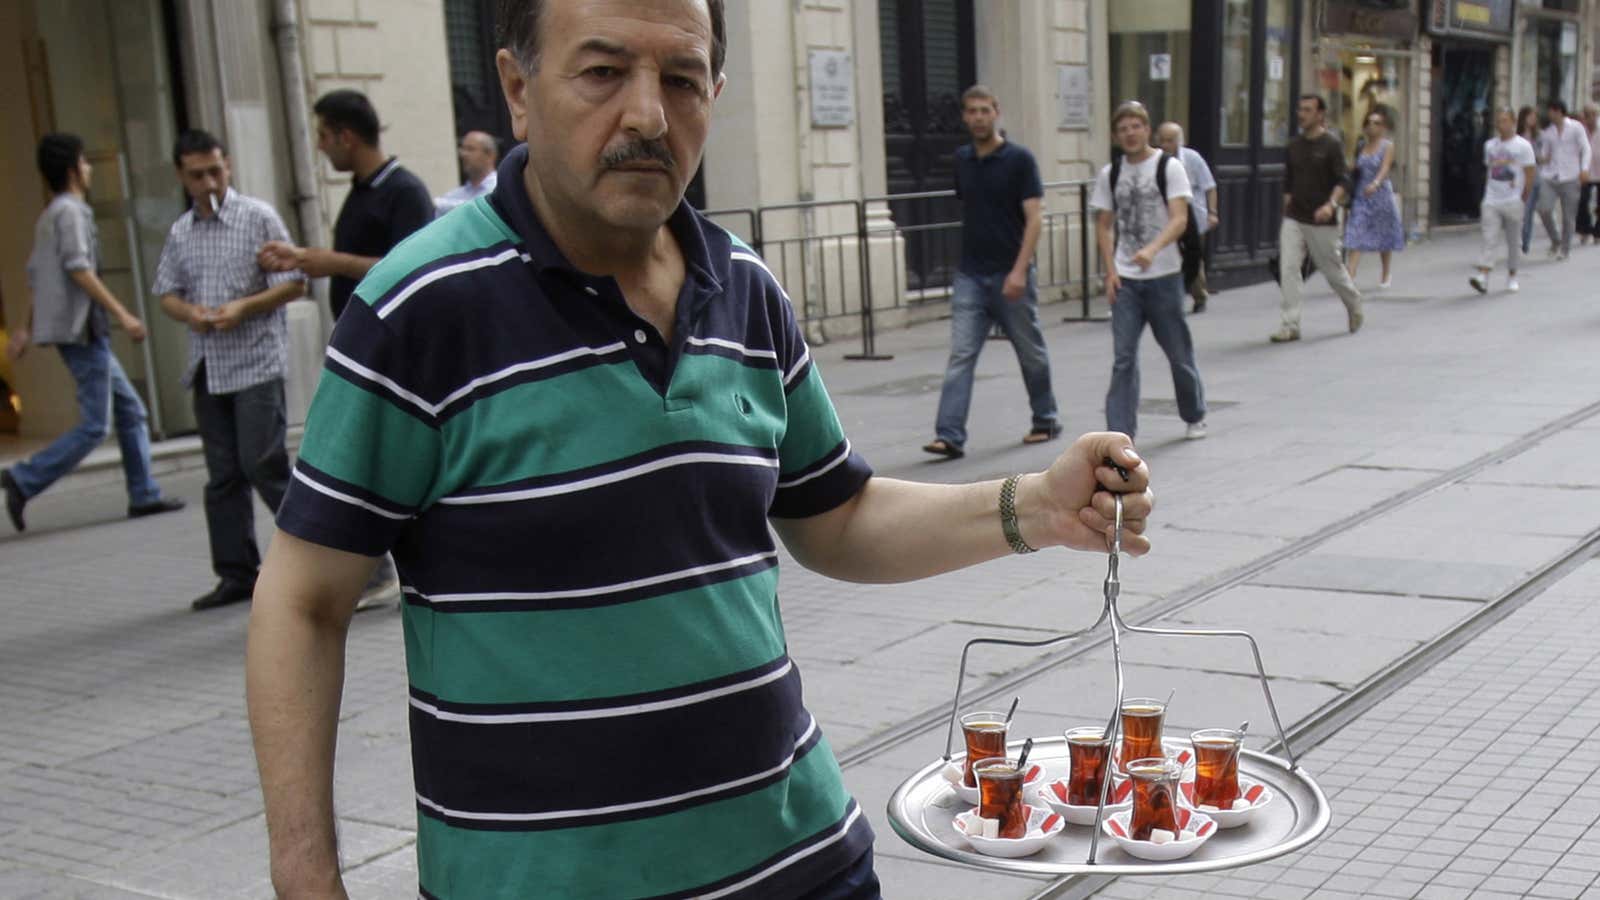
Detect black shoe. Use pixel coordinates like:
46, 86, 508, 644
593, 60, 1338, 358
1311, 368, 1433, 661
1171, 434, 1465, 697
1, 469, 25, 532
129, 496, 186, 519
191, 579, 254, 611
1022, 423, 1064, 445
921, 439, 965, 459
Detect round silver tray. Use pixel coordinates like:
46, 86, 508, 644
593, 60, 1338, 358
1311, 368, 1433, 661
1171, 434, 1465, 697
887, 735, 1331, 875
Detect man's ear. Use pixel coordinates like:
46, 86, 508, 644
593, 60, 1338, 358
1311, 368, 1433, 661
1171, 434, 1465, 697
713, 72, 726, 101
496, 49, 531, 142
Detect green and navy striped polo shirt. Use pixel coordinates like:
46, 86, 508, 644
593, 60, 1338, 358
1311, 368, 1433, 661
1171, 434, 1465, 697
275, 145, 876, 899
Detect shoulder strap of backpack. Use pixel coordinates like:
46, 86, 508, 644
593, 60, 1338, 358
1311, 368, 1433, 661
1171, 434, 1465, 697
1156, 152, 1171, 201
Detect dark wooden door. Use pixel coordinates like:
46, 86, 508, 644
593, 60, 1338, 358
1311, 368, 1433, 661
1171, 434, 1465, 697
1434, 43, 1494, 223
1192, 0, 1300, 283
879, 0, 974, 291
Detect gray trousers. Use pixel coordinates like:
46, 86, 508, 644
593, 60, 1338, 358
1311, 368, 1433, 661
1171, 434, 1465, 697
1546, 178, 1582, 254
1278, 218, 1362, 331
193, 367, 289, 586
1478, 200, 1524, 273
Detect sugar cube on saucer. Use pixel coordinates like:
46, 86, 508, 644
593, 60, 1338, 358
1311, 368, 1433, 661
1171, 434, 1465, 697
1179, 829, 1196, 841
1197, 803, 1220, 812
1232, 798, 1252, 811
980, 817, 1000, 839
1150, 828, 1174, 844
941, 762, 963, 784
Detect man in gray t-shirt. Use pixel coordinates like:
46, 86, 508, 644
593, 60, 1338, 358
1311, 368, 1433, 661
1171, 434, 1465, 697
2, 133, 184, 534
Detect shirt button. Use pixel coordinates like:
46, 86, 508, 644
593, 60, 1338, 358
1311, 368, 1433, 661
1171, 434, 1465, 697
633, 329, 648, 344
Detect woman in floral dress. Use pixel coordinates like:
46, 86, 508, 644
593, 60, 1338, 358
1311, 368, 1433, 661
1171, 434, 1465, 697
1345, 112, 1405, 289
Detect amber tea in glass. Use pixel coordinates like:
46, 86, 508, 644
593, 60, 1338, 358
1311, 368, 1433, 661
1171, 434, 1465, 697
974, 756, 1028, 839
1064, 726, 1111, 805
1127, 757, 1181, 841
1191, 728, 1242, 808
960, 711, 1008, 788
1119, 697, 1167, 769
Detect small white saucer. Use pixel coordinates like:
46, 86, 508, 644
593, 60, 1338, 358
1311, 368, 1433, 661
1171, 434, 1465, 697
1101, 807, 1217, 861
1039, 775, 1133, 825
1179, 775, 1274, 828
952, 804, 1066, 858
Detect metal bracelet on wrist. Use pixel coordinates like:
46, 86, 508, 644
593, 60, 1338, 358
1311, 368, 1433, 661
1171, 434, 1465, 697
999, 474, 1038, 555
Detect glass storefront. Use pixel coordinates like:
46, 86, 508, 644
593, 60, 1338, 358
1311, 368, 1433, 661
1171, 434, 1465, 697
1108, 0, 1192, 132
1520, 17, 1580, 107
1220, 0, 1252, 145
6, 0, 187, 436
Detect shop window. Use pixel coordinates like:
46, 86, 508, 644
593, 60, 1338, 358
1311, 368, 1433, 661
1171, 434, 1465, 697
1108, 0, 1192, 134
1220, 0, 1252, 145
1519, 17, 1578, 107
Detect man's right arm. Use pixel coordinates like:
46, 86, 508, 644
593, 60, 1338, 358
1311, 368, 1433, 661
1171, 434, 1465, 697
248, 531, 377, 899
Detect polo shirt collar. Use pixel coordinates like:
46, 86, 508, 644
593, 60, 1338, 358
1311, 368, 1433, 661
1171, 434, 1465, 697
356, 157, 401, 190
965, 138, 1013, 161
489, 144, 726, 310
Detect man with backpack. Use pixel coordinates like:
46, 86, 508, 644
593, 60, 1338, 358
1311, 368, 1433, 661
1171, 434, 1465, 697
1090, 101, 1208, 442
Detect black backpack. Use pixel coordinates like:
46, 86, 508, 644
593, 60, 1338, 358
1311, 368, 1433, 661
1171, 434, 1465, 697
1109, 150, 1203, 289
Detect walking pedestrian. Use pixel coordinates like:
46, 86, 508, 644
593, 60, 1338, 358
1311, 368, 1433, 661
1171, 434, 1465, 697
1345, 111, 1405, 289
434, 130, 499, 213
1540, 99, 1593, 260
922, 84, 1059, 459
1578, 104, 1600, 245
1270, 95, 1364, 343
1519, 106, 1555, 255
1155, 122, 1218, 313
152, 130, 304, 611
1470, 108, 1536, 295
1093, 102, 1207, 441
1, 133, 185, 533
258, 89, 434, 609
245, 4, 1156, 898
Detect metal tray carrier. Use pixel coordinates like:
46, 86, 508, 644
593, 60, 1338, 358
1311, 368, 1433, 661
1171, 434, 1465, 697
887, 496, 1332, 875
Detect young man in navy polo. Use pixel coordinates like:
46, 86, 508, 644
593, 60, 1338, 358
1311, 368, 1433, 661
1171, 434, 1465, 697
922, 84, 1060, 460
246, 3, 1155, 898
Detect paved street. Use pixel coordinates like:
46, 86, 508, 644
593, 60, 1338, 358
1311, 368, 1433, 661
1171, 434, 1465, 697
5, 229, 1600, 898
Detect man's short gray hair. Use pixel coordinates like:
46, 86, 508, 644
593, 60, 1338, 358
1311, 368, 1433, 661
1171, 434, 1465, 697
1156, 122, 1185, 144
497, 0, 727, 76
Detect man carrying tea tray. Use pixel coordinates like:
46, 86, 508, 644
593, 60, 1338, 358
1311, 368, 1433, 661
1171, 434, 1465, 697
246, 2, 1155, 898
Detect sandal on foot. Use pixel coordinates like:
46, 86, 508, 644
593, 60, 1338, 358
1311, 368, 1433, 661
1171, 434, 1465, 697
921, 439, 965, 459
1021, 424, 1063, 445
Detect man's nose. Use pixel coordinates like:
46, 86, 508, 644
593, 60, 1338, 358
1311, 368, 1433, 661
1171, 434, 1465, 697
619, 72, 669, 141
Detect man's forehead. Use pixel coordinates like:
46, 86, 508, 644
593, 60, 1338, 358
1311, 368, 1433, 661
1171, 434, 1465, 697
543, 0, 713, 63
179, 150, 225, 171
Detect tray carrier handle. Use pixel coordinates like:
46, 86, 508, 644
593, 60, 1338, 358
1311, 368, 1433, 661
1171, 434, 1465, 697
938, 492, 1303, 865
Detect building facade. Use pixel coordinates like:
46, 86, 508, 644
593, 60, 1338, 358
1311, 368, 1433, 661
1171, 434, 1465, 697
4, 0, 1598, 439
0, 0, 456, 440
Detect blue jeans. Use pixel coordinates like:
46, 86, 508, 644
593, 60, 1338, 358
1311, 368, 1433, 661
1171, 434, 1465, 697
1106, 273, 1205, 439
933, 269, 1058, 447
1522, 178, 1542, 253
9, 335, 161, 505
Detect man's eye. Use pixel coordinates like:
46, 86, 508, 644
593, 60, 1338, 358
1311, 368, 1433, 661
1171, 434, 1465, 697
585, 66, 619, 79
667, 76, 702, 92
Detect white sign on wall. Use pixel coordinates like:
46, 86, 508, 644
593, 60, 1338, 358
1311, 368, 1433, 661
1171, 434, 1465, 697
1057, 65, 1092, 130
1149, 53, 1172, 82
808, 50, 855, 127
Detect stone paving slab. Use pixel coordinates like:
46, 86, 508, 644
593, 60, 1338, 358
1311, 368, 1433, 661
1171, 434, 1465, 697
1252, 554, 1531, 602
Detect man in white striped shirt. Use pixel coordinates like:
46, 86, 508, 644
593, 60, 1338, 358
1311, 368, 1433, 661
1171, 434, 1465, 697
1541, 99, 1593, 260
154, 130, 305, 611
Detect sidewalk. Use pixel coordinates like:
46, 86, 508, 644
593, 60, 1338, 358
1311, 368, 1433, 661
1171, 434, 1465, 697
4, 229, 1600, 898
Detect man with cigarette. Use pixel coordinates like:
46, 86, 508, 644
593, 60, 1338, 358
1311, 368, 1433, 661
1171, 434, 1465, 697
154, 129, 305, 611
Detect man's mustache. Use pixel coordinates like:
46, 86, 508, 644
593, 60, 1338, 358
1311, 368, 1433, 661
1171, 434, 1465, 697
602, 140, 676, 171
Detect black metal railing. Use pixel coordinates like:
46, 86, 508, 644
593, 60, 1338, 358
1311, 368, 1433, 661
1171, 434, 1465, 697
702, 178, 1101, 359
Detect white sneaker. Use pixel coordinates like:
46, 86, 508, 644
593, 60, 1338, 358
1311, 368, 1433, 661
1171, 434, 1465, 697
1185, 421, 1208, 440
1507, 278, 1520, 293
355, 556, 401, 611
1377, 278, 1392, 290
1468, 274, 1487, 295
